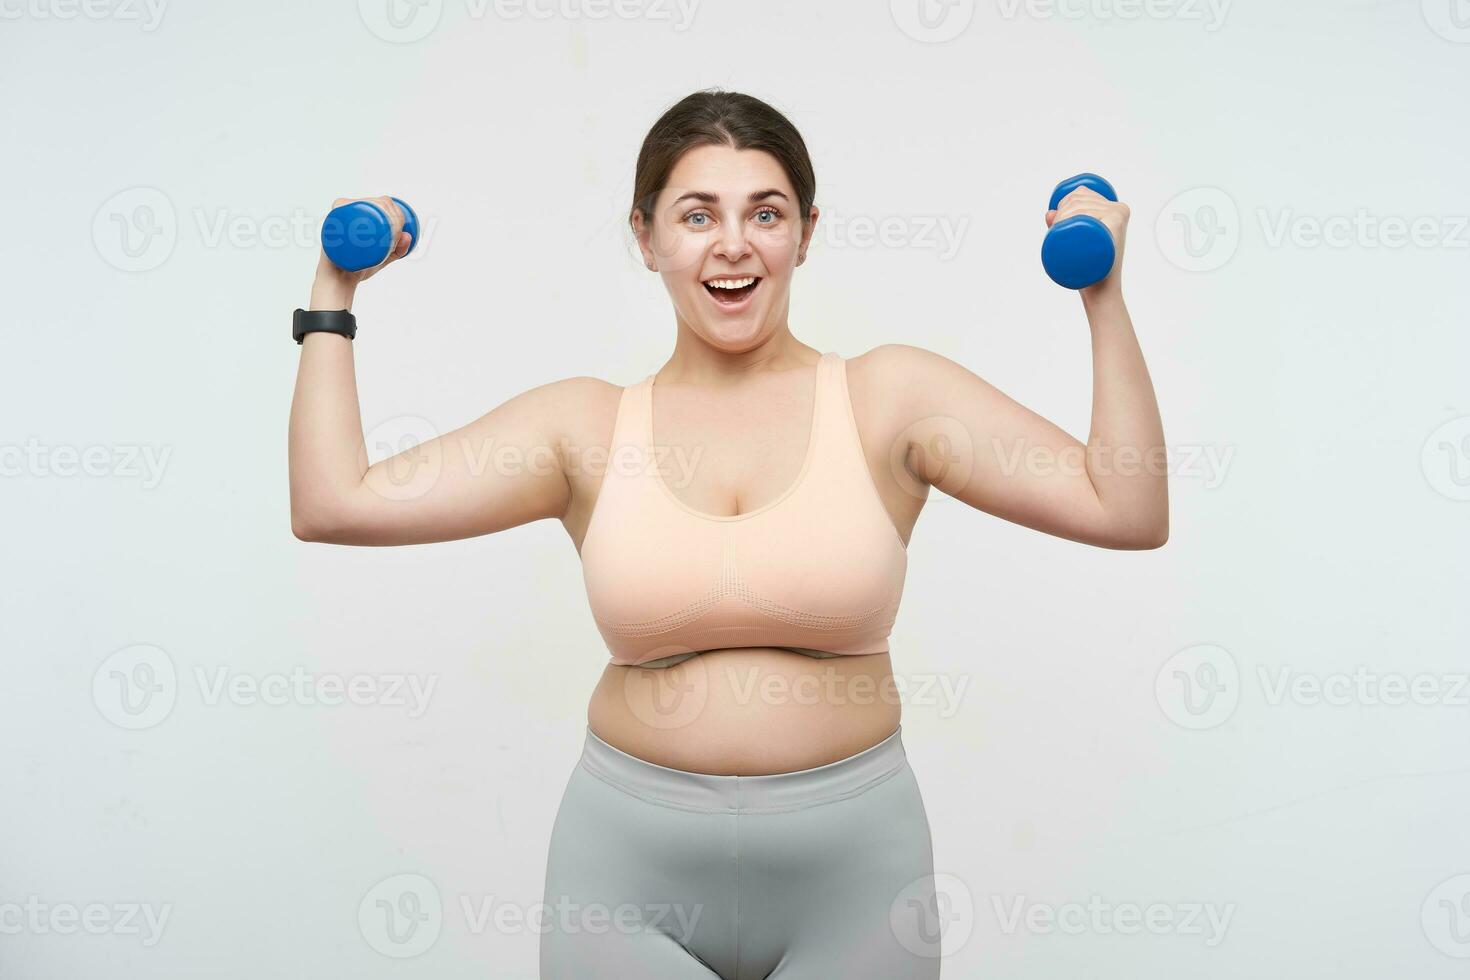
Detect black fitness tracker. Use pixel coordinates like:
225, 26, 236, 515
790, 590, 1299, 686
292, 308, 357, 344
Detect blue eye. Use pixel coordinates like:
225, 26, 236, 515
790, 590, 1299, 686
682, 207, 782, 228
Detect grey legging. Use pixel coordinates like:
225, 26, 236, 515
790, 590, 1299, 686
540, 725, 942, 978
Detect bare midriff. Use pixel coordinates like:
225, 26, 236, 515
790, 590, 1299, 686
586, 647, 902, 776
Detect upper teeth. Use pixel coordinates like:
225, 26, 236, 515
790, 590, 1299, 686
707, 277, 756, 289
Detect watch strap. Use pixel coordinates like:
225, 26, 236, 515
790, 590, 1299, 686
293, 308, 357, 344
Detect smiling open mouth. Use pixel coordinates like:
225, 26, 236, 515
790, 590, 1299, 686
702, 276, 762, 305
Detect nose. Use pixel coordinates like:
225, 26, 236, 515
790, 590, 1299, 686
712, 218, 751, 263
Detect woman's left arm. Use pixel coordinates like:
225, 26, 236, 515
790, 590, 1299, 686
876, 188, 1168, 550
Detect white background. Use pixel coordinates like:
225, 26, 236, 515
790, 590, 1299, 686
3, 0, 1469, 976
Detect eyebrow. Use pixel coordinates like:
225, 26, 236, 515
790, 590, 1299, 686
670, 188, 790, 207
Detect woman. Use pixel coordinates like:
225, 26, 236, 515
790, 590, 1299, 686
288, 90, 1167, 978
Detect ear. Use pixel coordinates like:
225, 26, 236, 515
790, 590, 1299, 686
630, 210, 658, 272
796, 204, 819, 266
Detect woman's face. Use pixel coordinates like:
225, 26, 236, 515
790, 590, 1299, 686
633, 144, 817, 353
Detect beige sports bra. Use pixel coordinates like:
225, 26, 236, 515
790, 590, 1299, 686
579, 352, 908, 668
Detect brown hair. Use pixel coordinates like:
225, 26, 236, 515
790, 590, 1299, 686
630, 89, 816, 232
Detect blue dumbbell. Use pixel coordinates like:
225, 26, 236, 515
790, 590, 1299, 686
1041, 174, 1117, 290
321, 197, 419, 272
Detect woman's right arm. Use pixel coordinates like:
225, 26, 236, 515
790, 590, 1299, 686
288, 196, 575, 546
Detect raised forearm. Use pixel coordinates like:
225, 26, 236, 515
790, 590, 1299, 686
1081, 285, 1168, 545
288, 261, 369, 536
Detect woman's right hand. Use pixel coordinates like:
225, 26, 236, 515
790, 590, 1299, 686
309, 195, 415, 310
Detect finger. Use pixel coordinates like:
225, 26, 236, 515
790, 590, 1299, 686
1045, 209, 1057, 228
377, 195, 405, 236
377, 229, 411, 266
1055, 202, 1121, 223
1061, 186, 1102, 208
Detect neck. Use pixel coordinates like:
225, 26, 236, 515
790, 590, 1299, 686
660, 318, 820, 387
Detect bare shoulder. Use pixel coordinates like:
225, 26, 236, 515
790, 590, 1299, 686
839, 344, 943, 458
531, 374, 627, 462
842, 343, 998, 471
844, 343, 962, 415
538, 374, 624, 420
534, 375, 631, 537
845, 342, 958, 379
